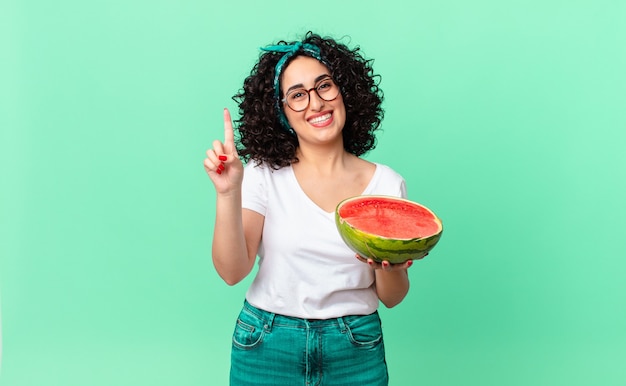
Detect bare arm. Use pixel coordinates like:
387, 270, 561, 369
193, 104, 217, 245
205, 109, 263, 285
374, 267, 410, 308
357, 256, 413, 308
212, 194, 263, 285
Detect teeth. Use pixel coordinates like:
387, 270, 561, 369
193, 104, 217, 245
309, 113, 331, 124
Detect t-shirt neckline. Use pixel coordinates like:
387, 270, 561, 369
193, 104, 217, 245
288, 163, 381, 216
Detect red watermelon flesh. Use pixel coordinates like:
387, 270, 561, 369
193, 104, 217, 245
338, 197, 441, 239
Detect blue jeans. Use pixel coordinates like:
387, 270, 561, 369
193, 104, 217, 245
230, 300, 389, 386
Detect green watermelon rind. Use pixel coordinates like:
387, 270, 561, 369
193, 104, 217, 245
335, 195, 443, 264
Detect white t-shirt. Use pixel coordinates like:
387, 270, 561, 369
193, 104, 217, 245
241, 161, 407, 319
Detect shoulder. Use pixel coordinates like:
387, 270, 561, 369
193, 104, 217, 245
349, 156, 377, 178
244, 161, 287, 175
242, 162, 292, 212
370, 162, 407, 198
244, 160, 269, 172
373, 162, 404, 180
243, 161, 292, 184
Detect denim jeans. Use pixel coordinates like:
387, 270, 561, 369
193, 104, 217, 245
230, 300, 389, 386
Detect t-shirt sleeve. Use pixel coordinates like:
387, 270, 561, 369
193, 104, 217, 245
374, 163, 408, 198
241, 162, 268, 216
399, 179, 408, 199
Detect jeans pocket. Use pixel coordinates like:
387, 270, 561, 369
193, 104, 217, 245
343, 312, 383, 349
232, 309, 265, 350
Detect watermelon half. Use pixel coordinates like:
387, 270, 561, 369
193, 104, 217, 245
335, 195, 443, 264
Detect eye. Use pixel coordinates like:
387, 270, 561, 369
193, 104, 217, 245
317, 79, 334, 92
288, 89, 307, 100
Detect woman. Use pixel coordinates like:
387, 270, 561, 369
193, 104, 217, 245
204, 32, 414, 386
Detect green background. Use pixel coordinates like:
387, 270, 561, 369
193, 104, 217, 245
2, 0, 625, 385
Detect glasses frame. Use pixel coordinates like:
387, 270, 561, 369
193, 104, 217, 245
281, 76, 340, 112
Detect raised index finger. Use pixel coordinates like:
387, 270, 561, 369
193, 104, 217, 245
223, 108, 236, 155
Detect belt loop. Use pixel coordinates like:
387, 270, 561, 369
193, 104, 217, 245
336, 316, 347, 333
264, 311, 276, 333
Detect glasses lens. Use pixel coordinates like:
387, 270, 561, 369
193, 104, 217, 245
285, 78, 339, 112
286, 89, 309, 112
316, 79, 339, 102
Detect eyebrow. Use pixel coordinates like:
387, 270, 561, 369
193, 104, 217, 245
285, 74, 332, 94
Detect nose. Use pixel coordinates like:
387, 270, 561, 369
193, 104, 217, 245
308, 89, 325, 111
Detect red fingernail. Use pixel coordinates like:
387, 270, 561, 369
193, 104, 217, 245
218, 163, 225, 171
367, 261, 373, 266
218, 155, 227, 161
407, 260, 413, 268
216, 169, 222, 175
382, 261, 389, 268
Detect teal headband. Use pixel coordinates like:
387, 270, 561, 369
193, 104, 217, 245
260, 41, 326, 135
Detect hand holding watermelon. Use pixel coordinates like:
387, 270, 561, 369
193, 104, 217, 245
355, 253, 417, 271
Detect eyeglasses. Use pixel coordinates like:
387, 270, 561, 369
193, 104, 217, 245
282, 76, 340, 112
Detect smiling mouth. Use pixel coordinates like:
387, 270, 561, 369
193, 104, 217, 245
308, 113, 332, 125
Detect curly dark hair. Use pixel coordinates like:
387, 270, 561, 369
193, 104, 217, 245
233, 31, 384, 168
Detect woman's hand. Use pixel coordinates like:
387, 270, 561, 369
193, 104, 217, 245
204, 108, 244, 194
355, 254, 426, 271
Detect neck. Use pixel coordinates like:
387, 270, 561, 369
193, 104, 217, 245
295, 144, 351, 176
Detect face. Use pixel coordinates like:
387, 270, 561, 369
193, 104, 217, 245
280, 56, 346, 143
